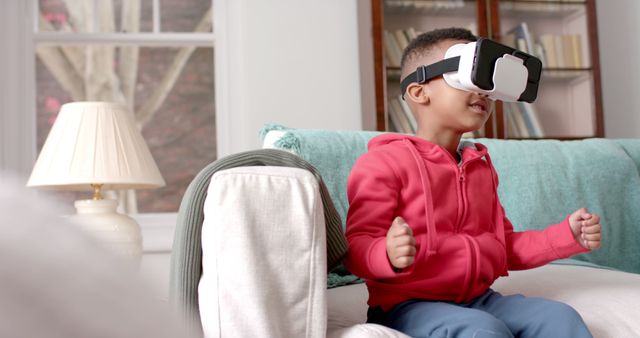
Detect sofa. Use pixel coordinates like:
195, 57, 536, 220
170, 125, 640, 337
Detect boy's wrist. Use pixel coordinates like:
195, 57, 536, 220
547, 217, 591, 258
369, 237, 402, 278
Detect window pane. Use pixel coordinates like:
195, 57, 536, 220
35, 45, 216, 213
38, 0, 73, 32
136, 47, 216, 212
118, 0, 155, 33
38, 0, 211, 32
39, 0, 117, 32
160, 0, 212, 32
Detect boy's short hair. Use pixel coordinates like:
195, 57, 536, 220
400, 27, 477, 76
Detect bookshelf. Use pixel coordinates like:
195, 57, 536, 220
371, 0, 604, 139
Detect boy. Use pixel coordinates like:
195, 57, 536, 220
344, 28, 601, 337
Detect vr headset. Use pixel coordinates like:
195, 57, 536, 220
400, 38, 542, 102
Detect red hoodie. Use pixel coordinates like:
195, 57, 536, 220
344, 134, 588, 311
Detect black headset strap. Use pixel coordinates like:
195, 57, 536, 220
400, 56, 461, 98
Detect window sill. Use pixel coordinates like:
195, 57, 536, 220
133, 212, 177, 254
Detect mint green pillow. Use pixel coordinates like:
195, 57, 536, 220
479, 138, 640, 273
261, 124, 381, 226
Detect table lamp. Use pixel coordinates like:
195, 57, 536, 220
27, 101, 165, 262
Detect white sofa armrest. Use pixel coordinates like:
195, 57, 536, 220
199, 166, 327, 338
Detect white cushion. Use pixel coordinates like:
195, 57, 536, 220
327, 324, 411, 338
327, 284, 368, 329
328, 265, 640, 338
492, 264, 640, 338
199, 166, 327, 338
327, 284, 410, 338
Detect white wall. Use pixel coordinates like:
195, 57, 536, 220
597, 0, 640, 138
214, 0, 368, 157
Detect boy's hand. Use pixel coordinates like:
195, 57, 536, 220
568, 208, 602, 250
386, 216, 416, 269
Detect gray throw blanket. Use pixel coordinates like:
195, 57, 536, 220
169, 149, 349, 334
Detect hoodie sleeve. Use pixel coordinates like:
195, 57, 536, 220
503, 205, 590, 271
344, 150, 408, 280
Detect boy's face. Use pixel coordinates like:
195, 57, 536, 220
409, 39, 494, 134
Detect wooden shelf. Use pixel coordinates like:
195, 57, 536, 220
371, 0, 604, 138
500, 0, 586, 18
384, 0, 476, 16
542, 68, 592, 81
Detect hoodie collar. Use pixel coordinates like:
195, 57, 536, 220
369, 133, 488, 165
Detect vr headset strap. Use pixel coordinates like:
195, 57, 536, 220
400, 56, 461, 99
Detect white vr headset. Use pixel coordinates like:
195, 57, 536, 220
400, 38, 542, 102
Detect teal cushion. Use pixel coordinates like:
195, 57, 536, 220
261, 124, 381, 227
479, 138, 640, 274
261, 125, 640, 275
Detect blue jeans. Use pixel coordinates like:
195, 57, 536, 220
367, 289, 593, 338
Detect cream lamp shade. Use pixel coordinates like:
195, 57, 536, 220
27, 101, 165, 191
27, 101, 165, 263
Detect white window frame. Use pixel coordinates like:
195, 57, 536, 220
3, 0, 215, 253
1, 1, 36, 177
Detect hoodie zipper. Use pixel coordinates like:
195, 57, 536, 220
457, 163, 475, 301
446, 144, 489, 300
455, 165, 467, 233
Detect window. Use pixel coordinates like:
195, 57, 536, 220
35, 0, 215, 214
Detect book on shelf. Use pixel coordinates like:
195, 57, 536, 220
517, 102, 544, 138
554, 34, 566, 68
548, 33, 584, 68
467, 22, 478, 37
388, 111, 401, 133
507, 23, 584, 69
507, 22, 534, 55
539, 34, 557, 68
384, 27, 424, 68
506, 102, 530, 138
397, 94, 417, 132
516, 38, 529, 54
562, 35, 575, 68
504, 102, 544, 138
502, 32, 517, 49
389, 97, 414, 134
383, 30, 402, 67
405, 27, 419, 41
394, 29, 410, 51
388, 99, 405, 133
506, 107, 520, 138
570, 34, 583, 67
534, 42, 547, 68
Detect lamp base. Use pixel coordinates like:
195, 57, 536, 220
70, 199, 142, 264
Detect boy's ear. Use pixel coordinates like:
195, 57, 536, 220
405, 83, 429, 104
